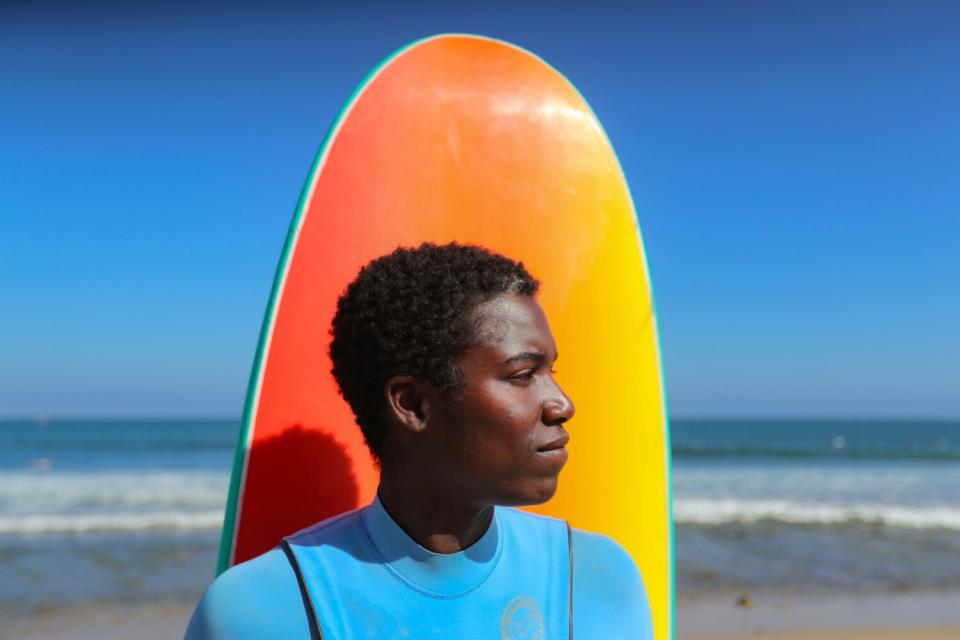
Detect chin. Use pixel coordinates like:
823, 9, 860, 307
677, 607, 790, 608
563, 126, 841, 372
498, 476, 560, 507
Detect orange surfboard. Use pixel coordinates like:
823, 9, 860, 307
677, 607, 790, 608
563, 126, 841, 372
218, 34, 673, 638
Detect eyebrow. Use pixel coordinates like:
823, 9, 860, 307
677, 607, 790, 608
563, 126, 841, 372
499, 351, 557, 366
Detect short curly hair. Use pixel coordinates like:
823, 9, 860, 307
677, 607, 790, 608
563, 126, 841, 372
329, 242, 540, 460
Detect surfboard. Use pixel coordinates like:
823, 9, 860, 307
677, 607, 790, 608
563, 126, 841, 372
218, 34, 673, 639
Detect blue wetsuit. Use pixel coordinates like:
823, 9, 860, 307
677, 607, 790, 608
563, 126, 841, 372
185, 497, 652, 639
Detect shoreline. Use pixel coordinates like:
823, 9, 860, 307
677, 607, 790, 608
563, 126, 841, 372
3, 589, 959, 640
686, 631, 959, 640
677, 588, 960, 638
1, 601, 194, 640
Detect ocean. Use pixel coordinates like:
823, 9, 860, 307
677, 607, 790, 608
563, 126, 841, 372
672, 419, 960, 593
1, 418, 958, 615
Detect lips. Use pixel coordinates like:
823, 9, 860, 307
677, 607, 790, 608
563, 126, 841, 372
536, 433, 570, 452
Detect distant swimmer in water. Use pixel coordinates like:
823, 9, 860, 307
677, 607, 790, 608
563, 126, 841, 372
185, 243, 653, 639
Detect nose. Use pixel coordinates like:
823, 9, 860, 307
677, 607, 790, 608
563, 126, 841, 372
542, 379, 575, 426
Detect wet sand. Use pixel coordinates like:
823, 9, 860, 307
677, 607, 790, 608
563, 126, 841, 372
3, 590, 959, 639
688, 632, 957, 640
678, 589, 960, 639
1, 602, 194, 640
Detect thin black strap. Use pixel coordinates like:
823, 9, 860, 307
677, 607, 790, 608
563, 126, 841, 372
281, 540, 325, 640
566, 521, 574, 640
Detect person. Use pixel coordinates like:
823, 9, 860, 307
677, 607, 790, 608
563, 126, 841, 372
185, 243, 653, 639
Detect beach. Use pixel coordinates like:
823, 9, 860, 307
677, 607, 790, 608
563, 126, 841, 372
2, 418, 958, 639
677, 589, 960, 638
3, 602, 192, 640
4, 590, 960, 639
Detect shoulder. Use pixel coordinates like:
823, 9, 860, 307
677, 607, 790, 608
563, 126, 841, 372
183, 548, 312, 640
571, 528, 643, 588
286, 506, 365, 547
570, 529, 654, 639
183, 509, 369, 639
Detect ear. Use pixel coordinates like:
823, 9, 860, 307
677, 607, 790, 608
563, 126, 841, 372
383, 375, 430, 433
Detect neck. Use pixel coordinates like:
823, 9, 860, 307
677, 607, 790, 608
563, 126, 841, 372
377, 464, 493, 554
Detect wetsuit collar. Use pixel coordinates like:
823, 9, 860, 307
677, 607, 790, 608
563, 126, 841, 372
361, 495, 503, 597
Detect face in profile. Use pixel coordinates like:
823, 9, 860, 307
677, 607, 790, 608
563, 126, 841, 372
423, 292, 575, 507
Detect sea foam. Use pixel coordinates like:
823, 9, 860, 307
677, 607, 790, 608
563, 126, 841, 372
0, 470, 229, 535
674, 498, 960, 530
0, 510, 225, 534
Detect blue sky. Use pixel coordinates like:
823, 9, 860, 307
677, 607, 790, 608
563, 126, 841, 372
2, 1, 957, 418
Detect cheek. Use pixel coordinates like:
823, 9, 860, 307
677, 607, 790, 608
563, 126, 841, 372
481, 386, 530, 421
479, 396, 541, 457
453, 383, 543, 462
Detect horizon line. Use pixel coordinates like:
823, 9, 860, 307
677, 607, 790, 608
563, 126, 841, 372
1, 415, 958, 423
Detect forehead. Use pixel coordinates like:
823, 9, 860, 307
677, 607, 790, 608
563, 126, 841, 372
469, 294, 556, 353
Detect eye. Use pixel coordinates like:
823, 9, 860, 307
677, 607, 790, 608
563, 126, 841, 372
508, 369, 536, 383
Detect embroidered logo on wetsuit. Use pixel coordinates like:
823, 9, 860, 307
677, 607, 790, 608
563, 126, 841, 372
500, 595, 544, 640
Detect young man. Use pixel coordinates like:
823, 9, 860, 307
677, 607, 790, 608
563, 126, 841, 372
185, 243, 652, 639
